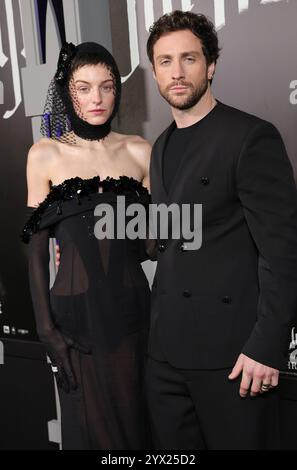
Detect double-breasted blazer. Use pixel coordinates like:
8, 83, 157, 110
149, 101, 297, 370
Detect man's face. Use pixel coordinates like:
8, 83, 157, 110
152, 30, 215, 110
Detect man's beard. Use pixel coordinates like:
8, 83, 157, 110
160, 75, 208, 110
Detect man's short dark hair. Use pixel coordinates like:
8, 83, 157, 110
147, 10, 220, 67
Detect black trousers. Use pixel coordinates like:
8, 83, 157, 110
145, 355, 280, 450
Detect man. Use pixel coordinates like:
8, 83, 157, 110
145, 10, 297, 449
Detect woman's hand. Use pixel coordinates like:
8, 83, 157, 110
43, 328, 90, 393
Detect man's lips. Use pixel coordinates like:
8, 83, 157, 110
89, 109, 105, 113
169, 86, 189, 91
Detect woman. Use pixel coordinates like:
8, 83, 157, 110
22, 42, 152, 449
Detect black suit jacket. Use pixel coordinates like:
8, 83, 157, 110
149, 101, 297, 370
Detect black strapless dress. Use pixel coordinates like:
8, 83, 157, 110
22, 176, 152, 449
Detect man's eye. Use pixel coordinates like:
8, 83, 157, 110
185, 57, 195, 62
160, 59, 170, 65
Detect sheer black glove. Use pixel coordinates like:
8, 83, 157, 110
26, 212, 90, 393
44, 327, 90, 393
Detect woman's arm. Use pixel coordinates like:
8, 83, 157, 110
26, 139, 52, 207
25, 140, 87, 392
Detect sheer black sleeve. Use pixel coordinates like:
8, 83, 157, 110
26, 208, 88, 392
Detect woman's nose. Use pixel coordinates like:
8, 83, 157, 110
92, 88, 102, 104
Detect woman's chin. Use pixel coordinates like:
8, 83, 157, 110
85, 114, 110, 126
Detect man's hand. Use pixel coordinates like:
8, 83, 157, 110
55, 242, 60, 268
228, 353, 279, 397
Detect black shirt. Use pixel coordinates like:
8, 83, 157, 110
162, 106, 218, 193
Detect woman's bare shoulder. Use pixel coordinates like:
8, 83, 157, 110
112, 131, 150, 145
113, 132, 151, 158
28, 137, 58, 158
26, 139, 58, 206
27, 137, 59, 172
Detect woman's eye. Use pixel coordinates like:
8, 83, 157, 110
101, 86, 113, 93
78, 87, 88, 92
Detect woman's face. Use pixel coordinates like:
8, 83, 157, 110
69, 63, 116, 125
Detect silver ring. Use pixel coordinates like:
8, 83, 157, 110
261, 383, 271, 391
51, 365, 58, 373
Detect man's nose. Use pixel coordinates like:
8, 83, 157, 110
171, 60, 185, 80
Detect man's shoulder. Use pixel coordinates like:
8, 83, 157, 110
152, 101, 278, 150
216, 101, 275, 133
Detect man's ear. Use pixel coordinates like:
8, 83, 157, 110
207, 62, 215, 81
151, 63, 156, 80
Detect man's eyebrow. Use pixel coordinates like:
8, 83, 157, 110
155, 51, 201, 60
180, 50, 201, 57
155, 54, 172, 61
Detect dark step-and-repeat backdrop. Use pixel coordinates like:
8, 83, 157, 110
0, 0, 296, 449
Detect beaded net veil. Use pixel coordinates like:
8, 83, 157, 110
41, 42, 121, 144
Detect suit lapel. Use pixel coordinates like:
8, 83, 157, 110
151, 121, 175, 203
152, 111, 214, 203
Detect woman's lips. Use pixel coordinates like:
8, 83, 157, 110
89, 109, 105, 114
